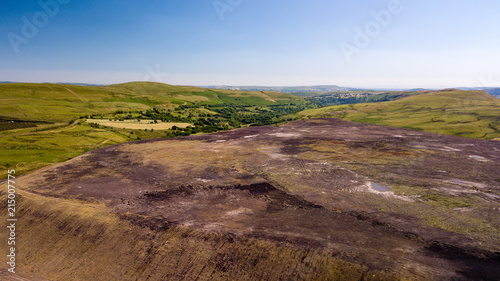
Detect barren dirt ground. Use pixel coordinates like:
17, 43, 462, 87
18, 119, 500, 280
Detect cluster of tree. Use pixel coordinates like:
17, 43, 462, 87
153, 103, 312, 138
87, 101, 316, 139
207, 103, 312, 127
165, 123, 230, 138
141, 108, 191, 123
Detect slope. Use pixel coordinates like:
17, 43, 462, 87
0, 82, 305, 122
299, 89, 500, 139
3, 119, 499, 280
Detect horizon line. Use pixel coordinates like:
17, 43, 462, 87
1, 80, 499, 91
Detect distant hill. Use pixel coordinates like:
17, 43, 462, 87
306, 90, 424, 105
299, 89, 500, 139
0, 81, 107, 86
206, 85, 437, 94
457, 87, 500, 98
484, 88, 500, 98
206, 85, 348, 93
53, 82, 108, 86
0, 82, 305, 121
208, 85, 500, 98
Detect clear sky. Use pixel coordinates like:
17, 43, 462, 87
1, 0, 499, 88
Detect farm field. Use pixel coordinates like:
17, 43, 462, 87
86, 119, 192, 130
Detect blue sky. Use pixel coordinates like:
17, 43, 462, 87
1, 0, 499, 88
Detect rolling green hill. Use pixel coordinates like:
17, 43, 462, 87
0, 82, 304, 122
299, 89, 500, 140
0, 82, 310, 179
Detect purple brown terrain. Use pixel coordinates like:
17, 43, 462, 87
4, 119, 500, 280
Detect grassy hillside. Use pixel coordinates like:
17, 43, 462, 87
0, 82, 304, 122
299, 89, 500, 140
109, 82, 299, 106
0, 187, 399, 281
0, 82, 311, 179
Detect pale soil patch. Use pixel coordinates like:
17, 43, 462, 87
468, 155, 488, 162
350, 181, 413, 202
442, 146, 461, 152
86, 119, 191, 130
444, 179, 488, 189
268, 132, 302, 138
258, 146, 290, 160
243, 134, 259, 138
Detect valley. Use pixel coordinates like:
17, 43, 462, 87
0, 82, 499, 280
0, 82, 311, 179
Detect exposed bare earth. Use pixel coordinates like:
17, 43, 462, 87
14, 119, 500, 280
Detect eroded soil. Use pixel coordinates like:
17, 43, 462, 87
18, 119, 500, 280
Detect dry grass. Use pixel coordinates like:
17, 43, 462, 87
86, 119, 191, 130
3, 119, 498, 280
0, 186, 402, 281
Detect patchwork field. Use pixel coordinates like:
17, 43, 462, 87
86, 119, 192, 130
3, 119, 499, 280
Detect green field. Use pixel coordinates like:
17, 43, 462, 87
299, 89, 500, 139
